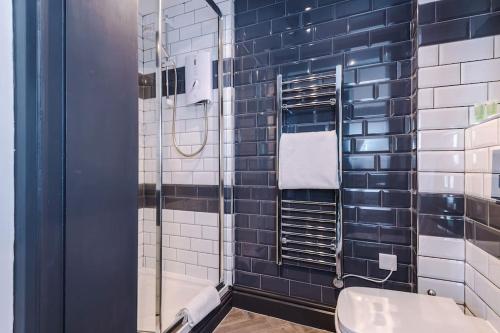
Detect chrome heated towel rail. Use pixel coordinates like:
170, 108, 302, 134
276, 66, 343, 281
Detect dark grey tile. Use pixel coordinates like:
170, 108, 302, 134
471, 12, 500, 39
418, 214, 464, 238
257, 2, 286, 22
252, 259, 279, 276
335, 0, 371, 18
380, 226, 411, 245
303, 6, 335, 26
283, 28, 314, 46
466, 196, 489, 225
261, 275, 290, 295
418, 18, 470, 46
236, 270, 261, 288
271, 14, 301, 33
435, 0, 490, 22
418, 193, 464, 216
349, 10, 386, 33
300, 39, 333, 59
290, 281, 322, 302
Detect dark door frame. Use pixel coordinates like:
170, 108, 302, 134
13, 0, 66, 332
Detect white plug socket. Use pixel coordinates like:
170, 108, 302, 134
379, 253, 397, 271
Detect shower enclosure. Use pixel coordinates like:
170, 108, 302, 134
137, 0, 234, 332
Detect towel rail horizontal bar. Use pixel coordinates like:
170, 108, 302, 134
281, 207, 336, 215
282, 255, 336, 267
282, 200, 336, 206
282, 230, 335, 241
281, 73, 336, 85
282, 238, 335, 249
282, 91, 336, 101
282, 247, 336, 258
282, 215, 336, 224
282, 82, 336, 93
283, 99, 336, 110
282, 223, 336, 232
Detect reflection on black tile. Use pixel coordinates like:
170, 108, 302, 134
380, 226, 411, 245
418, 214, 464, 238
344, 189, 381, 206
418, 193, 464, 216
471, 12, 500, 38
379, 154, 413, 171
418, 2, 435, 24
466, 196, 488, 225
419, 18, 470, 46
474, 223, 500, 259
336, 0, 371, 18
271, 14, 300, 33
358, 206, 397, 225
349, 10, 386, 32
490, 201, 500, 231
333, 31, 370, 52
370, 23, 411, 46
435, 0, 490, 22
344, 222, 380, 242
303, 6, 335, 26
344, 155, 376, 170
300, 40, 332, 59
346, 47, 383, 67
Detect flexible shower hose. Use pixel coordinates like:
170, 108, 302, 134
165, 51, 209, 158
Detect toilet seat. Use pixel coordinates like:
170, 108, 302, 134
336, 287, 496, 333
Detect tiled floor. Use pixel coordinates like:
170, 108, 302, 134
214, 308, 329, 333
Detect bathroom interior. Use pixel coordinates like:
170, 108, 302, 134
5, 0, 500, 332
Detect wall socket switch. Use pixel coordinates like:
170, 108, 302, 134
379, 253, 397, 271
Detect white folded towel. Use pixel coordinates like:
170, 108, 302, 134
178, 286, 221, 327
278, 130, 339, 189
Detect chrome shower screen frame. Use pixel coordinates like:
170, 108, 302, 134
152, 1, 225, 332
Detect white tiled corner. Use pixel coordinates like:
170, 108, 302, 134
465, 173, 485, 198
419, 236, 465, 260
487, 306, 500, 333
418, 45, 439, 67
466, 263, 475, 289
466, 241, 489, 277
466, 285, 487, 318
489, 254, 500, 289
418, 151, 464, 172
461, 58, 500, 85
467, 119, 499, 149
475, 271, 500, 316
419, 64, 460, 88
418, 256, 465, 283
418, 172, 464, 194
465, 148, 490, 173
434, 84, 488, 108
418, 88, 434, 109
418, 129, 464, 151
418, 107, 469, 130
439, 37, 494, 65
418, 277, 465, 304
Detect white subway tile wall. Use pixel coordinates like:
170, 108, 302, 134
465, 242, 500, 332
138, 0, 235, 287
417, 33, 500, 319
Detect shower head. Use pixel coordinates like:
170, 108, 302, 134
205, 0, 222, 18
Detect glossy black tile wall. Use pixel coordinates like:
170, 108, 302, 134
418, 0, 500, 46
234, 0, 417, 303
138, 183, 232, 214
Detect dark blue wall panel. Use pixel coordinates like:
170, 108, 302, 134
65, 1, 138, 332
234, 0, 417, 305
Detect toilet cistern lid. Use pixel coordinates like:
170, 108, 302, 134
336, 287, 495, 333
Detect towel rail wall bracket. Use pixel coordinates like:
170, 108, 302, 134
275, 65, 343, 284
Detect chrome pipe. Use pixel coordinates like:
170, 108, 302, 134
282, 247, 336, 258
335, 64, 343, 283
155, 1, 163, 332
282, 90, 336, 101
282, 223, 336, 232
281, 255, 336, 267
283, 99, 336, 110
282, 230, 335, 240
275, 75, 283, 265
282, 215, 337, 224
282, 199, 336, 206
217, 15, 225, 285
281, 207, 336, 215
282, 238, 334, 249
282, 82, 336, 93
281, 73, 336, 85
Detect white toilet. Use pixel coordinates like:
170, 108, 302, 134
335, 287, 497, 333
